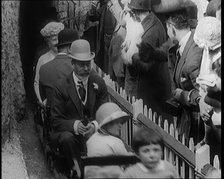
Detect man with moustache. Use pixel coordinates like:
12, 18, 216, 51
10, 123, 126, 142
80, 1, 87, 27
50, 39, 109, 177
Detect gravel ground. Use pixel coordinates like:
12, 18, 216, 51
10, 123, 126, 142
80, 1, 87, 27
2, 123, 29, 179
2, 101, 55, 179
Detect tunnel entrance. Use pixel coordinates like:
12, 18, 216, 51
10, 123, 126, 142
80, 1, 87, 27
19, 0, 58, 108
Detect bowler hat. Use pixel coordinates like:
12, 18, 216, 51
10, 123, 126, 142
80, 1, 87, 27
56, 28, 79, 47
69, 39, 95, 61
128, 0, 152, 11
96, 102, 130, 129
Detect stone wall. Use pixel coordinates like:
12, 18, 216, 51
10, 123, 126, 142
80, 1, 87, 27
53, 0, 97, 37
1, 1, 26, 144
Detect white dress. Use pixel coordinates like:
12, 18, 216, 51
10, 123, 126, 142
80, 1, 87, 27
34, 50, 56, 103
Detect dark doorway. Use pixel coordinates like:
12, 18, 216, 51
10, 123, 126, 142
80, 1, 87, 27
19, 0, 58, 108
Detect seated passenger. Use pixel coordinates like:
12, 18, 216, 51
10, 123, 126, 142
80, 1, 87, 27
39, 28, 79, 107
86, 102, 133, 178
120, 127, 179, 178
34, 21, 64, 107
50, 39, 109, 177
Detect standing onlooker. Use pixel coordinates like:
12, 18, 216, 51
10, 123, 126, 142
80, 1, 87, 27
194, 16, 221, 161
50, 39, 109, 177
39, 28, 79, 107
88, 0, 117, 74
107, 0, 128, 89
165, 9, 205, 144
120, 127, 179, 178
34, 22, 64, 107
124, 0, 170, 116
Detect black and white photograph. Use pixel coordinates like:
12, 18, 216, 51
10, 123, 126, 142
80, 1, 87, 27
2, 0, 221, 178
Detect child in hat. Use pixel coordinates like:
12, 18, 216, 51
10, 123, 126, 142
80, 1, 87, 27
120, 127, 179, 178
85, 102, 133, 178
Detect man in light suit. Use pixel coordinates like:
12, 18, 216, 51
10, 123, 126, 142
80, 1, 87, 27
165, 9, 209, 144
50, 39, 109, 177
39, 28, 79, 107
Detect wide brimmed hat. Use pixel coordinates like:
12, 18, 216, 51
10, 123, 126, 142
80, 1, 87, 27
96, 102, 130, 129
69, 39, 95, 61
56, 28, 79, 47
40, 22, 64, 37
128, 0, 151, 11
194, 16, 221, 50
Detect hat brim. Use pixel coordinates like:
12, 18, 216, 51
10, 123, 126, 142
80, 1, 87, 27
99, 112, 130, 129
128, 4, 149, 10
69, 52, 95, 61
55, 41, 72, 47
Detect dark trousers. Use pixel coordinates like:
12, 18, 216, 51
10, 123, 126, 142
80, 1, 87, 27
57, 131, 86, 169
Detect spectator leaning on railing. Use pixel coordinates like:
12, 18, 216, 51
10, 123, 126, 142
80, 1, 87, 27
194, 16, 221, 160
164, 9, 205, 145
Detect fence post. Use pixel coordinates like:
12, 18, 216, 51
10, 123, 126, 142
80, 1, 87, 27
148, 108, 152, 120
188, 138, 194, 178
163, 120, 169, 161
213, 155, 220, 169
132, 99, 143, 134
195, 144, 210, 173
143, 105, 148, 117
153, 111, 157, 123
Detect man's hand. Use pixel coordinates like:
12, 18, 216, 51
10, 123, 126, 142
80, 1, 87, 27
83, 123, 95, 139
199, 97, 213, 122
78, 122, 89, 135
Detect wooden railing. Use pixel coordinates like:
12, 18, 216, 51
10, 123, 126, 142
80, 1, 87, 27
93, 64, 220, 178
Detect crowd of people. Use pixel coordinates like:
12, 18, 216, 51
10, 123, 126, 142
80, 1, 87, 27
33, 0, 221, 178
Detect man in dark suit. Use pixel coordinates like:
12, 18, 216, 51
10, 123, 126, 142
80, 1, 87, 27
165, 10, 207, 144
50, 39, 109, 176
87, 0, 117, 74
39, 28, 79, 107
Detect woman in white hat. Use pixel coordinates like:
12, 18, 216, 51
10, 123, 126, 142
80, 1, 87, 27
86, 102, 133, 178
34, 21, 64, 107
194, 16, 221, 159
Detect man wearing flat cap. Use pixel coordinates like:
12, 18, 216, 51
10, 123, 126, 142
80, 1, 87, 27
34, 21, 64, 107
39, 28, 79, 107
50, 39, 109, 177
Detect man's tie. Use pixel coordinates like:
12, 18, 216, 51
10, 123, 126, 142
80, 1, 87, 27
78, 81, 86, 102
176, 46, 181, 62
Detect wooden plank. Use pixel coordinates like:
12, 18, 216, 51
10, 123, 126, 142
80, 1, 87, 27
164, 120, 169, 161
132, 96, 136, 103
148, 108, 152, 120
188, 138, 194, 178
153, 111, 157, 123
143, 105, 148, 117
137, 114, 195, 167
132, 99, 143, 119
213, 155, 220, 169
158, 115, 162, 128
107, 86, 133, 114
195, 144, 210, 172
169, 124, 175, 165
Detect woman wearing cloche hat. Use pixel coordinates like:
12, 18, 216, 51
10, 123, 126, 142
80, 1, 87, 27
85, 102, 133, 178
